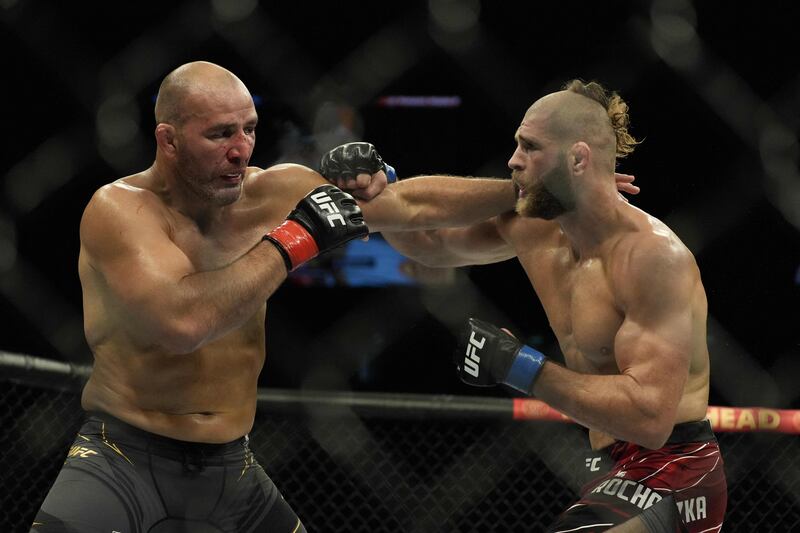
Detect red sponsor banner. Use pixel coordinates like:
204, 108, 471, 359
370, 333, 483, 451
512, 399, 570, 422
705, 406, 800, 434
512, 400, 800, 434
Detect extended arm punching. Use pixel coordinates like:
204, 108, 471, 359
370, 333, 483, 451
321, 142, 518, 233
319, 142, 637, 267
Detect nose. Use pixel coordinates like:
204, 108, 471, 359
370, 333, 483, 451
227, 130, 254, 163
508, 146, 524, 170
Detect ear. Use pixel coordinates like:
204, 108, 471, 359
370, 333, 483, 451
155, 123, 177, 156
569, 142, 590, 175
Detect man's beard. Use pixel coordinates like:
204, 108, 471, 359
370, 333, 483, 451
515, 158, 570, 220
176, 153, 242, 207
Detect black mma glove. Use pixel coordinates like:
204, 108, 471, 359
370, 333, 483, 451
319, 142, 397, 184
264, 184, 368, 271
455, 318, 547, 394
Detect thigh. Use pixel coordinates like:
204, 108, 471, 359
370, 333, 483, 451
248, 490, 306, 533
31, 453, 135, 533
31, 428, 164, 533
547, 496, 639, 533
244, 465, 306, 533
214, 453, 305, 533
549, 442, 727, 533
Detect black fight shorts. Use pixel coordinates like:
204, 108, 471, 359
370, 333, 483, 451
30, 413, 305, 533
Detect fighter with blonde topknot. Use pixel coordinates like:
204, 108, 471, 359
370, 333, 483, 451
322, 80, 728, 532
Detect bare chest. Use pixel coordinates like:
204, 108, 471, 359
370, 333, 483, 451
169, 210, 281, 272
521, 250, 623, 372
176, 227, 262, 271
167, 215, 270, 340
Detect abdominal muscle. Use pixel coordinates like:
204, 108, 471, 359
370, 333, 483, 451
81, 334, 265, 444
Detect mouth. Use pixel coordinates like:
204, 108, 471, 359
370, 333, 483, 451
511, 172, 526, 198
512, 180, 526, 198
220, 172, 244, 185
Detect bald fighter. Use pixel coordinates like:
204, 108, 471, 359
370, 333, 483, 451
30, 61, 522, 533
322, 80, 727, 532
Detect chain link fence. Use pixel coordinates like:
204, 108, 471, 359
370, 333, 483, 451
2, 368, 800, 531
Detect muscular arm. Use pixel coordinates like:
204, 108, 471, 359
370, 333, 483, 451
277, 166, 519, 265
82, 184, 287, 354
532, 238, 697, 449
358, 175, 517, 232
359, 172, 632, 268
381, 214, 518, 267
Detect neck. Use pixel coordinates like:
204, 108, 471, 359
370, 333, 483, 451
148, 159, 226, 231
556, 178, 624, 258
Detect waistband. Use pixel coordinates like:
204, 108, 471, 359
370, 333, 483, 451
608, 420, 716, 460
665, 419, 715, 445
82, 411, 249, 463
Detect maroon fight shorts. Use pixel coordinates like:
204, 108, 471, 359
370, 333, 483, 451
548, 420, 727, 532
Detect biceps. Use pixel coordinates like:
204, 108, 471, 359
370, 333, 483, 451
91, 234, 194, 313
440, 223, 515, 265
614, 317, 691, 397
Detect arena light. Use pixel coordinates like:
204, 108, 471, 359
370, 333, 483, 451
376, 95, 462, 108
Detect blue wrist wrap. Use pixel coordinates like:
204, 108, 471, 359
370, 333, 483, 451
384, 164, 397, 183
503, 344, 546, 394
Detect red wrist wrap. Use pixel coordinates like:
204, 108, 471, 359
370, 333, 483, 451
266, 220, 319, 270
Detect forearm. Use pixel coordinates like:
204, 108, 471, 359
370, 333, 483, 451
532, 362, 677, 449
150, 241, 286, 353
383, 228, 511, 267
364, 176, 516, 232
382, 230, 461, 267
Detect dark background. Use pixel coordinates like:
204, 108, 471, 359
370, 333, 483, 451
1, 0, 799, 409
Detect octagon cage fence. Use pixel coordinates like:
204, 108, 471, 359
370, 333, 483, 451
1, 352, 799, 532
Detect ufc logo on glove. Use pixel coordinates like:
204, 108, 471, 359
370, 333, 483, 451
263, 184, 367, 271
310, 191, 346, 227
464, 332, 486, 378
458, 318, 546, 392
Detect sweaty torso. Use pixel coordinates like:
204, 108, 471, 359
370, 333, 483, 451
80, 164, 325, 443
498, 206, 710, 449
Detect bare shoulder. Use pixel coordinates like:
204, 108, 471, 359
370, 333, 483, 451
83, 178, 165, 226
625, 215, 695, 270
612, 212, 700, 303
245, 163, 326, 201
80, 177, 169, 255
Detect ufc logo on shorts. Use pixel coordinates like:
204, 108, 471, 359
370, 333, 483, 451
464, 332, 485, 377
310, 191, 346, 227
585, 457, 602, 472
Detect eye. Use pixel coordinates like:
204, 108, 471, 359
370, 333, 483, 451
208, 130, 229, 139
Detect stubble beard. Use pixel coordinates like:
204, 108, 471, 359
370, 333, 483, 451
176, 153, 242, 207
515, 158, 570, 220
